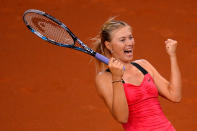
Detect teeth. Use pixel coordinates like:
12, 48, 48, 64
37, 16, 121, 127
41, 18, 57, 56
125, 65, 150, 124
124, 49, 132, 51
124, 50, 132, 53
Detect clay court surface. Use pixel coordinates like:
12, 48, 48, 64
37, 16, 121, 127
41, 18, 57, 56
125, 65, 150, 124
1, 0, 197, 130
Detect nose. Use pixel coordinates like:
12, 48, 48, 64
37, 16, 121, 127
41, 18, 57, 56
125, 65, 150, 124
126, 38, 135, 46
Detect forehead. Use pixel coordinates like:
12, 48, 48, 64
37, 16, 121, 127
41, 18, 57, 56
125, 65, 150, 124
111, 26, 132, 39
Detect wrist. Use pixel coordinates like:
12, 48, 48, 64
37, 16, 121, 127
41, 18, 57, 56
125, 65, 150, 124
112, 80, 122, 84
170, 55, 177, 61
112, 75, 122, 81
169, 53, 177, 58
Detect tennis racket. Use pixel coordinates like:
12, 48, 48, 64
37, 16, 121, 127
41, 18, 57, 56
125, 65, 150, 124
23, 9, 109, 65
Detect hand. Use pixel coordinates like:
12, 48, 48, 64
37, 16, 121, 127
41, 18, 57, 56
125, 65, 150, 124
108, 58, 124, 81
165, 39, 178, 57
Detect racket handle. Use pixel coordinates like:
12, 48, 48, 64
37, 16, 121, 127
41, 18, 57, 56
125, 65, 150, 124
95, 53, 125, 70
95, 53, 109, 65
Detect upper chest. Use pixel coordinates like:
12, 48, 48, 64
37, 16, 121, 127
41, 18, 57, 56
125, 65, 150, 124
123, 74, 158, 105
122, 62, 153, 86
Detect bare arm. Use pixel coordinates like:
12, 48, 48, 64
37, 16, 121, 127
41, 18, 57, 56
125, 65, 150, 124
143, 39, 182, 102
95, 58, 129, 123
166, 39, 182, 102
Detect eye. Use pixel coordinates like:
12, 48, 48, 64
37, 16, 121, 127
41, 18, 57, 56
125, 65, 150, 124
120, 39, 126, 42
129, 36, 133, 40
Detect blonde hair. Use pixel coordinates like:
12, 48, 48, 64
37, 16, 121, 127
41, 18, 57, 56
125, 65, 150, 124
92, 17, 129, 72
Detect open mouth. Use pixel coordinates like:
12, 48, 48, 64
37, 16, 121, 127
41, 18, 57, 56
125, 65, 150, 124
124, 49, 132, 54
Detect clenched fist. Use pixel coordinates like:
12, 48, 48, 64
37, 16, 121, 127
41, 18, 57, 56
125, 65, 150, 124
109, 58, 124, 81
165, 39, 178, 57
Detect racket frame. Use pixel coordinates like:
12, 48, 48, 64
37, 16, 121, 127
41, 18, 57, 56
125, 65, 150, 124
23, 9, 110, 65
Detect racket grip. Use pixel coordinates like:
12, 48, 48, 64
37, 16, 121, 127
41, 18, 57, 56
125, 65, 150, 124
95, 53, 125, 70
95, 53, 109, 65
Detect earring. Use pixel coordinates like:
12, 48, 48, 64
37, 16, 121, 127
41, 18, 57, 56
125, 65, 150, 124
110, 49, 113, 54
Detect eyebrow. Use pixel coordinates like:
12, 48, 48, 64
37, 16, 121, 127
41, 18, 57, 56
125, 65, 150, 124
119, 35, 133, 39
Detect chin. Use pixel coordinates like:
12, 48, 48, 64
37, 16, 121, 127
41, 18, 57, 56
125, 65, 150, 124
115, 54, 133, 63
122, 57, 133, 63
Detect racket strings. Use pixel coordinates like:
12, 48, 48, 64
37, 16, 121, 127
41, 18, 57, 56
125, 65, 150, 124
24, 13, 74, 45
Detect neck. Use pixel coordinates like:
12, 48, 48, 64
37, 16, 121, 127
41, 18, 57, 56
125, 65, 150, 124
117, 59, 135, 70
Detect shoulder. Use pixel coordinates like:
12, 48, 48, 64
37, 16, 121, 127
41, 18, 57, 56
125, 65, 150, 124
95, 71, 113, 98
133, 59, 149, 65
133, 59, 154, 76
96, 70, 111, 82
95, 71, 112, 89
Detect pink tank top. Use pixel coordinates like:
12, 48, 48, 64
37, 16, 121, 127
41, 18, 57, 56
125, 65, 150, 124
121, 62, 176, 131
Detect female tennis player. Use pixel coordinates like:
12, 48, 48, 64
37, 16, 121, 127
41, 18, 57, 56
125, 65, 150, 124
93, 18, 182, 131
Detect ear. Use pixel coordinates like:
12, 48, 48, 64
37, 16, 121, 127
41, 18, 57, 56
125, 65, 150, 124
104, 41, 112, 52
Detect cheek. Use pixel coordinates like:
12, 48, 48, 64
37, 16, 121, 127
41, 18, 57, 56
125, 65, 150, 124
112, 43, 124, 54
